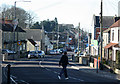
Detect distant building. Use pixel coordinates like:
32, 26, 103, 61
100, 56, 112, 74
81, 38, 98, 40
58, 24, 74, 32
45, 34, 53, 52
24, 29, 45, 51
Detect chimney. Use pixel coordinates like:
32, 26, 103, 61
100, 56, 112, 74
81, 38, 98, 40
114, 15, 120, 22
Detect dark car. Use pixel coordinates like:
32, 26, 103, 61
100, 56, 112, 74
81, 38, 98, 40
2, 49, 16, 54
66, 47, 72, 51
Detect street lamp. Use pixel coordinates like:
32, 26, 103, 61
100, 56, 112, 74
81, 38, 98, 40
78, 23, 80, 56
13, 0, 31, 57
14, 0, 31, 21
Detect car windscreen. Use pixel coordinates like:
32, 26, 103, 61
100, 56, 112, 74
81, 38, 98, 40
38, 51, 42, 53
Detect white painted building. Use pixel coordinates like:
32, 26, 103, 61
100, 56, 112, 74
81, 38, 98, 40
104, 19, 120, 61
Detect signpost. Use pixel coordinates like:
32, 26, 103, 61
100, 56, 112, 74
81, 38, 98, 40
17, 41, 22, 45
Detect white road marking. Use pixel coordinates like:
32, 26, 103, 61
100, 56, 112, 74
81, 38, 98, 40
71, 66, 79, 70
10, 77, 17, 84
20, 80, 29, 84
39, 58, 84, 82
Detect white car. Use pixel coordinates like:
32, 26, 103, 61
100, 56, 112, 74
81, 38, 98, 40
49, 50, 61, 55
28, 51, 38, 59
74, 52, 85, 57
79, 52, 86, 57
38, 51, 45, 58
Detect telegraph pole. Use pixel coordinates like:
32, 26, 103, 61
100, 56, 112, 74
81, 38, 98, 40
78, 23, 80, 56
100, 0, 103, 69
13, 1, 16, 52
57, 25, 59, 49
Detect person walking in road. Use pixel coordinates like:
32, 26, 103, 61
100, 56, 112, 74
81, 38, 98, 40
58, 51, 69, 80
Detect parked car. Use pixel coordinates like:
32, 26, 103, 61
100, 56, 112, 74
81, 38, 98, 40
2, 49, 16, 54
66, 47, 72, 51
38, 51, 45, 58
74, 48, 80, 55
48, 50, 61, 55
56, 49, 62, 54
48, 50, 55, 55
79, 52, 86, 57
28, 51, 38, 59
54, 49, 61, 55
60, 48, 67, 53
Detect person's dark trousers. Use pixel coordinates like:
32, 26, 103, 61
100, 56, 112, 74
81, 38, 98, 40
59, 65, 68, 78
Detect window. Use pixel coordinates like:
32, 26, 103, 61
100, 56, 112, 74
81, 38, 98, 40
112, 30, 114, 41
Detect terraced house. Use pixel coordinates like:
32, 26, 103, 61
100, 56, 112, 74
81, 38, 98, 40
0, 19, 26, 54
104, 19, 120, 68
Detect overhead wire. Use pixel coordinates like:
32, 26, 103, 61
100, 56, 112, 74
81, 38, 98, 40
103, 0, 118, 15
108, 0, 118, 14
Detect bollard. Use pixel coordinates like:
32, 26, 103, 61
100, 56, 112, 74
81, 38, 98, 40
7, 64, 11, 84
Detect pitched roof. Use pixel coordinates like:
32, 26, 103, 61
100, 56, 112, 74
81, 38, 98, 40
0, 19, 13, 24
24, 29, 43, 41
94, 16, 115, 28
1, 23, 25, 32
114, 44, 120, 48
0, 19, 25, 32
28, 39, 37, 46
110, 19, 120, 28
103, 28, 111, 33
104, 43, 118, 49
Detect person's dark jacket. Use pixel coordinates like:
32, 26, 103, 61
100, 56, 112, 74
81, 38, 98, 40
59, 55, 69, 66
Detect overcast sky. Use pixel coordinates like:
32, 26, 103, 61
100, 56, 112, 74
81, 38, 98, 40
0, 0, 120, 31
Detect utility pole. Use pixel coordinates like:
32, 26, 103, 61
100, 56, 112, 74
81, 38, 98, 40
57, 25, 59, 49
13, 1, 31, 58
100, 0, 103, 69
67, 30, 69, 48
13, 1, 16, 53
82, 28, 84, 52
78, 23, 80, 56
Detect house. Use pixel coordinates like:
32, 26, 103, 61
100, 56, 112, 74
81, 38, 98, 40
0, 19, 26, 53
24, 29, 45, 51
91, 15, 115, 56
92, 15, 115, 40
26, 39, 37, 51
104, 19, 120, 64
45, 34, 53, 52
103, 28, 111, 59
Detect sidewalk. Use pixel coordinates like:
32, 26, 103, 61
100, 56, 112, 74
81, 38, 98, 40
69, 60, 120, 81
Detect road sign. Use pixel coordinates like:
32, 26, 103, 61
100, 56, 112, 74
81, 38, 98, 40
17, 41, 22, 45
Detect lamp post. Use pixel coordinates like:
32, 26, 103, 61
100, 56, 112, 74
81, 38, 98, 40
78, 23, 80, 56
13, 0, 31, 58
57, 25, 59, 49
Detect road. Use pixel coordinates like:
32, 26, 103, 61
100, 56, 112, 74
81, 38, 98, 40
2, 52, 120, 84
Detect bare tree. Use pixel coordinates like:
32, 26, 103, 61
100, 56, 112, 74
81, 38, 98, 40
1, 5, 35, 29
26, 11, 36, 28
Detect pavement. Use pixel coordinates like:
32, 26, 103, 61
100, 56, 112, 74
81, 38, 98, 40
69, 61, 120, 81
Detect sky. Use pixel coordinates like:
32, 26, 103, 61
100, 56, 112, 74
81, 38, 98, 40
0, 0, 120, 32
